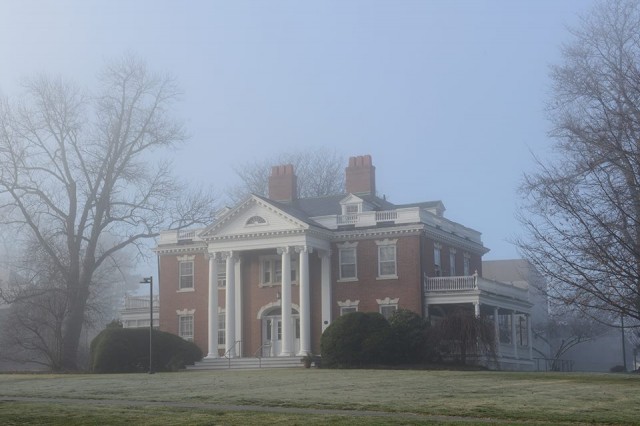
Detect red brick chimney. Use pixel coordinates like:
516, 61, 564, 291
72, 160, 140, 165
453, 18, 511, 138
268, 164, 297, 202
345, 155, 376, 195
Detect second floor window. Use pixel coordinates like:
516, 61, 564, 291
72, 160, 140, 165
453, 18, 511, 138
434, 246, 442, 276
449, 250, 457, 276
378, 244, 397, 277
261, 257, 298, 285
339, 248, 357, 280
217, 259, 226, 288
179, 261, 194, 289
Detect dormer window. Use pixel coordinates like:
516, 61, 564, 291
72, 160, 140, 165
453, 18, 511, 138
344, 204, 360, 214
246, 215, 267, 226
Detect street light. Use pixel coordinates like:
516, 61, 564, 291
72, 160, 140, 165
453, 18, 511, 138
140, 276, 154, 374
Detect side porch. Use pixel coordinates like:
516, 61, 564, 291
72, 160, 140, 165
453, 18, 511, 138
424, 274, 534, 371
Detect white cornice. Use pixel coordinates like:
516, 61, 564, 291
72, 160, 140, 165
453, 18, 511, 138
424, 226, 489, 255
332, 225, 424, 241
154, 244, 208, 256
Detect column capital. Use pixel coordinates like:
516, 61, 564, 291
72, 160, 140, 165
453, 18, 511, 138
277, 246, 291, 255
295, 245, 313, 254
207, 252, 220, 260
221, 251, 236, 261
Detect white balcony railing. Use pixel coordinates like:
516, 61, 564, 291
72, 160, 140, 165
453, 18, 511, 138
424, 274, 529, 301
158, 228, 205, 245
424, 275, 477, 291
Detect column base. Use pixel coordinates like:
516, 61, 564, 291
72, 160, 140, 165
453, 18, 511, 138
279, 351, 294, 357
204, 353, 219, 359
296, 350, 311, 357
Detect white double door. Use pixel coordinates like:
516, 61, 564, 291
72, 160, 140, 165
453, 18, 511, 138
262, 314, 300, 357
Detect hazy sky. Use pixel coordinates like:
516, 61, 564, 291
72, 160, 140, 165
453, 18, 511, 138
0, 0, 597, 262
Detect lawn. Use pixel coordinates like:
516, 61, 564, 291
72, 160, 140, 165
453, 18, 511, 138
1, 369, 639, 425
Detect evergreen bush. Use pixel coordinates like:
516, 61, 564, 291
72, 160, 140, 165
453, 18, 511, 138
320, 311, 391, 368
90, 327, 202, 373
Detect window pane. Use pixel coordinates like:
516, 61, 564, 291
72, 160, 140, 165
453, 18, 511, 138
380, 306, 397, 320
379, 246, 395, 261
263, 260, 271, 283
341, 264, 356, 279
341, 249, 355, 263
218, 313, 225, 345
380, 261, 396, 276
275, 261, 282, 282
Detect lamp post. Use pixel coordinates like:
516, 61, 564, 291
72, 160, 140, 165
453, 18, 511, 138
140, 276, 154, 374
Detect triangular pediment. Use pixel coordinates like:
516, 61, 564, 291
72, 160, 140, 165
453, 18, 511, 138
339, 194, 364, 205
199, 195, 309, 240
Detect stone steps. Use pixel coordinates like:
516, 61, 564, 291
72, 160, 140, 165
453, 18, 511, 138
187, 356, 304, 370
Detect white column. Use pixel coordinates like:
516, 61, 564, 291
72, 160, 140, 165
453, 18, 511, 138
494, 307, 500, 357
279, 247, 293, 356
224, 252, 236, 357
297, 246, 311, 355
527, 314, 533, 360
206, 254, 219, 358
473, 301, 480, 318
320, 250, 332, 332
511, 311, 518, 359
235, 257, 242, 356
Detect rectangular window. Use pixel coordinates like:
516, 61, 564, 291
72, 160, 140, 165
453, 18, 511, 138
260, 257, 297, 285
217, 260, 226, 288
340, 306, 358, 316
449, 251, 456, 276
178, 315, 194, 341
379, 305, 397, 320
463, 256, 470, 276
345, 204, 359, 214
434, 246, 441, 276
218, 312, 225, 345
378, 245, 397, 277
339, 248, 357, 280
179, 261, 194, 289
277, 320, 282, 341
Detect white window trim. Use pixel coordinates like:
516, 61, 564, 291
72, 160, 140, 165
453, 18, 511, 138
258, 255, 298, 287
377, 297, 399, 320
176, 309, 195, 341
434, 243, 442, 277
337, 242, 358, 282
338, 299, 360, 316
178, 259, 195, 291
376, 239, 398, 280
217, 259, 226, 288
449, 248, 457, 276
245, 215, 268, 227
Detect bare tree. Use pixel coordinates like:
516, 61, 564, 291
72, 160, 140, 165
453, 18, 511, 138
518, 0, 640, 323
0, 55, 216, 370
227, 148, 345, 203
533, 308, 607, 371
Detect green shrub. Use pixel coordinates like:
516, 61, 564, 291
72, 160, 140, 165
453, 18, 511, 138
320, 311, 391, 368
387, 309, 430, 365
90, 327, 202, 373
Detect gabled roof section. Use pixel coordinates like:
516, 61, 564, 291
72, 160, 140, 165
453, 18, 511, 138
198, 194, 312, 239
339, 194, 364, 205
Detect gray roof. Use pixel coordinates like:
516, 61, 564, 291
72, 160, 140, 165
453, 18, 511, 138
256, 193, 441, 227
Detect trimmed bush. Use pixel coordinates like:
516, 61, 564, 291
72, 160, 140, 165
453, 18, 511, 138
321, 311, 391, 368
90, 327, 202, 373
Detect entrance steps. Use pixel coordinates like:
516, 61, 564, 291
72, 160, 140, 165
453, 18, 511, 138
187, 356, 303, 370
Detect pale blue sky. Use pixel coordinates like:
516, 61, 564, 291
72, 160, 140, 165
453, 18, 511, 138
0, 0, 597, 261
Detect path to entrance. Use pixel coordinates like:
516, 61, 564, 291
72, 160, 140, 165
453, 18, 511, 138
1, 396, 507, 423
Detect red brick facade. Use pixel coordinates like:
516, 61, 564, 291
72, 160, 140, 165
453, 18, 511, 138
155, 155, 488, 358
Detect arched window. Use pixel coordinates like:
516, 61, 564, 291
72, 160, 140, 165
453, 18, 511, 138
246, 215, 267, 225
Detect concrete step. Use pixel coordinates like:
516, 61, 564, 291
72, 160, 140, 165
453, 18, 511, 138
187, 356, 304, 370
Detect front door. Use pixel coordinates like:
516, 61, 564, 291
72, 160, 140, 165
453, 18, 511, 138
261, 310, 300, 357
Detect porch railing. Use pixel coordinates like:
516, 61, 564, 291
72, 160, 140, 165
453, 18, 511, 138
424, 275, 477, 291
223, 340, 242, 368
